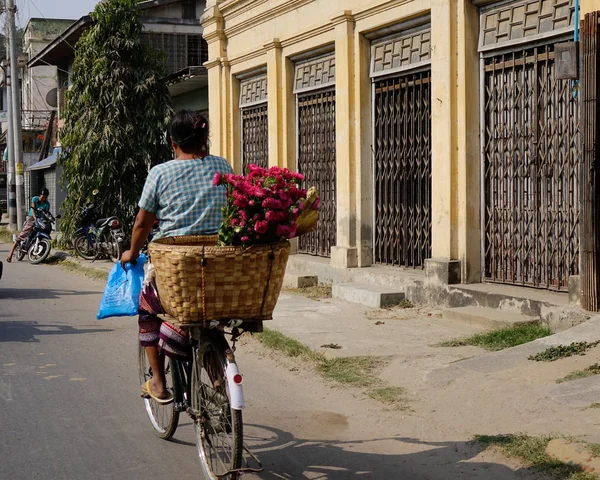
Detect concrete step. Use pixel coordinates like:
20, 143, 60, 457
332, 283, 405, 309
283, 271, 318, 289
441, 306, 538, 330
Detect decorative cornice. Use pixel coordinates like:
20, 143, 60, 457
204, 59, 222, 69
221, 58, 231, 68
263, 39, 282, 51
229, 48, 267, 67
200, 6, 224, 28
203, 29, 226, 43
280, 22, 335, 49
223, 0, 313, 38
220, 0, 270, 19
353, 0, 418, 22
330, 10, 354, 26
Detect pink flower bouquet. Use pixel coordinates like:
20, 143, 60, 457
214, 164, 320, 247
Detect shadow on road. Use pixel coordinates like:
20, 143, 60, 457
0, 321, 113, 343
243, 425, 539, 479
0, 288, 99, 300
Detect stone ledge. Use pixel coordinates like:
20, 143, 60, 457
332, 283, 405, 309
425, 258, 461, 285
283, 272, 318, 289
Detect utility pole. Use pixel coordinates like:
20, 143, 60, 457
6, 0, 24, 227
4, 62, 16, 230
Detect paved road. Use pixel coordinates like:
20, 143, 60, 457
0, 243, 541, 480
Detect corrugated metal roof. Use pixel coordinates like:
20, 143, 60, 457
27, 154, 57, 171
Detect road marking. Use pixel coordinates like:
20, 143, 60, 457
2, 363, 16, 367
69, 378, 87, 382
43, 375, 63, 380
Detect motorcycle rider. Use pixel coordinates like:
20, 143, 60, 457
6, 188, 51, 263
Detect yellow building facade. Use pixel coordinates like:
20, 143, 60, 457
202, 0, 587, 292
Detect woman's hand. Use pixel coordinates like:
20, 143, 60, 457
120, 250, 139, 270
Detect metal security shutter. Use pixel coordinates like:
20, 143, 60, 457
294, 55, 336, 257
239, 75, 268, 171
480, 0, 579, 290
371, 25, 432, 268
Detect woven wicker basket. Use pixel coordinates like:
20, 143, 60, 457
148, 235, 290, 324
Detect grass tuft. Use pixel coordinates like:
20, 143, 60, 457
397, 299, 414, 309
43, 255, 109, 282
436, 324, 552, 351
317, 356, 380, 387
556, 364, 600, 384
589, 403, 600, 409
587, 443, 600, 458
474, 434, 596, 480
254, 328, 320, 361
529, 341, 600, 362
0, 227, 16, 244
368, 386, 408, 408
284, 283, 332, 300
256, 328, 407, 408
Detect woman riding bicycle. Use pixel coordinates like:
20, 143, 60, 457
121, 110, 233, 404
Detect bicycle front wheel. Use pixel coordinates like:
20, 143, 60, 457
138, 343, 179, 440
192, 333, 243, 479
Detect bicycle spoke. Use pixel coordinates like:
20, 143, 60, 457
138, 345, 179, 440
193, 340, 242, 477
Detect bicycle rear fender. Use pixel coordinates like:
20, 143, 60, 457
225, 350, 245, 410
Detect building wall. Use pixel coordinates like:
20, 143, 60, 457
23, 20, 74, 113
203, 0, 480, 274
171, 88, 209, 113
202, 0, 583, 283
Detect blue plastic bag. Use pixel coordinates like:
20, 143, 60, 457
97, 254, 147, 320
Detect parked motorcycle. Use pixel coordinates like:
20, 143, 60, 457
73, 198, 125, 263
13, 210, 59, 264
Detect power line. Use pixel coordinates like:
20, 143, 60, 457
25, 0, 77, 51
28, 55, 71, 77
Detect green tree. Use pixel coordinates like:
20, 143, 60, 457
58, 0, 172, 241
0, 29, 25, 63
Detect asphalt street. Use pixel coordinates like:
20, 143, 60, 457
0, 243, 541, 480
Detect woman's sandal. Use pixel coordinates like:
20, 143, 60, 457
141, 379, 173, 405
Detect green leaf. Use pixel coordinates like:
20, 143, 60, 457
58, 0, 173, 242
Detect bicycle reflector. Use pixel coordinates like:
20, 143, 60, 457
226, 361, 245, 410
110, 220, 120, 228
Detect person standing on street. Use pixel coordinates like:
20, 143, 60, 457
6, 188, 51, 262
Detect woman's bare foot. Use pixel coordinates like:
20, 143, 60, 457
141, 377, 170, 401
149, 376, 168, 399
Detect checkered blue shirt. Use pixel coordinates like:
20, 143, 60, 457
138, 156, 234, 239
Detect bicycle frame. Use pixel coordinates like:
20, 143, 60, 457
169, 322, 245, 417
162, 319, 263, 479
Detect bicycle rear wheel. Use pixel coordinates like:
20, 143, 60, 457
192, 333, 243, 479
138, 344, 179, 440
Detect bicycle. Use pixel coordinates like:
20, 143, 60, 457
138, 315, 263, 480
